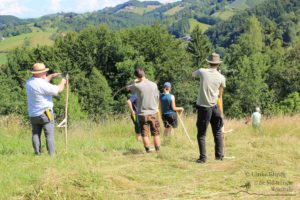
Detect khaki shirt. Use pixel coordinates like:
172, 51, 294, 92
129, 79, 159, 116
193, 68, 226, 107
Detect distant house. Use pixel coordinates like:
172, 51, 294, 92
181, 35, 191, 41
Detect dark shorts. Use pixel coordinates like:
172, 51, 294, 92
130, 114, 141, 134
139, 113, 160, 137
162, 112, 178, 128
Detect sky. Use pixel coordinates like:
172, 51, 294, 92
0, 0, 180, 18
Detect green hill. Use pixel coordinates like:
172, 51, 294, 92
120, 5, 161, 15
206, 0, 300, 47
0, 0, 235, 39
189, 18, 210, 32
0, 31, 54, 52
227, 0, 267, 10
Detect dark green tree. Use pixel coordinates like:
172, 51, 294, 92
187, 25, 212, 68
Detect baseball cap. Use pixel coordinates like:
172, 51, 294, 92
164, 82, 171, 88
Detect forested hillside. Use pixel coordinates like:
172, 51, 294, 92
0, 0, 300, 120
206, 0, 300, 47
0, 0, 266, 38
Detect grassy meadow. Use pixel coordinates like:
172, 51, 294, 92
121, 5, 161, 15
0, 31, 54, 52
189, 19, 211, 33
164, 6, 185, 16
212, 11, 235, 20
0, 115, 299, 199
0, 27, 55, 66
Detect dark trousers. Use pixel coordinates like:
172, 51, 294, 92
196, 105, 223, 161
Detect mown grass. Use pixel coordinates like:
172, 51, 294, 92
0, 115, 299, 199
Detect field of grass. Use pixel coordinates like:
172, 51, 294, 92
226, 0, 266, 10
189, 19, 211, 33
212, 10, 236, 20
0, 114, 299, 199
0, 31, 54, 52
122, 5, 161, 15
164, 6, 185, 16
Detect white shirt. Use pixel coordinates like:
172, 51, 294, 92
26, 77, 59, 117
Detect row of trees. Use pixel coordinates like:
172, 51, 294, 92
1, 17, 299, 121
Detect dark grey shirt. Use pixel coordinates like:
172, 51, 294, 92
129, 79, 159, 116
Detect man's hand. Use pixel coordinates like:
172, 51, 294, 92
61, 78, 67, 85
131, 111, 136, 117
177, 107, 184, 114
58, 78, 67, 93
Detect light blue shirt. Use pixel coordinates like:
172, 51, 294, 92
251, 112, 261, 127
26, 77, 59, 117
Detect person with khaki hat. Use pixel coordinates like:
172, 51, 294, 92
25, 63, 66, 155
192, 53, 226, 163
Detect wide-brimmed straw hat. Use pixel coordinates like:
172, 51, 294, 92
30, 63, 49, 74
206, 53, 222, 64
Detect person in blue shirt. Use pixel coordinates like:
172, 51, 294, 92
159, 82, 184, 136
127, 93, 142, 141
26, 63, 66, 155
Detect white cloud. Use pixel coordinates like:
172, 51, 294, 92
50, 0, 62, 12
76, 0, 101, 12
0, 0, 29, 16
101, 0, 124, 8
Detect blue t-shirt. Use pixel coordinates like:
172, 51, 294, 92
160, 93, 175, 115
129, 93, 138, 113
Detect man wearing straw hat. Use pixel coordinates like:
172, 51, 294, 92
192, 53, 226, 163
26, 63, 66, 155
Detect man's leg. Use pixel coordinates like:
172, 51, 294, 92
164, 127, 172, 136
44, 120, 55, 156
211, 105, 224, 160
196, 106, 212, 162
31, 118, 43, 155
136, 134, 142, 142
132, 115, 142, 141
140, 115, 151, 152
150, 114, 161, 151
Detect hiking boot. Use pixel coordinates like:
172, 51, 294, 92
215, 157, 223, 161
196, 158, 206, 164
